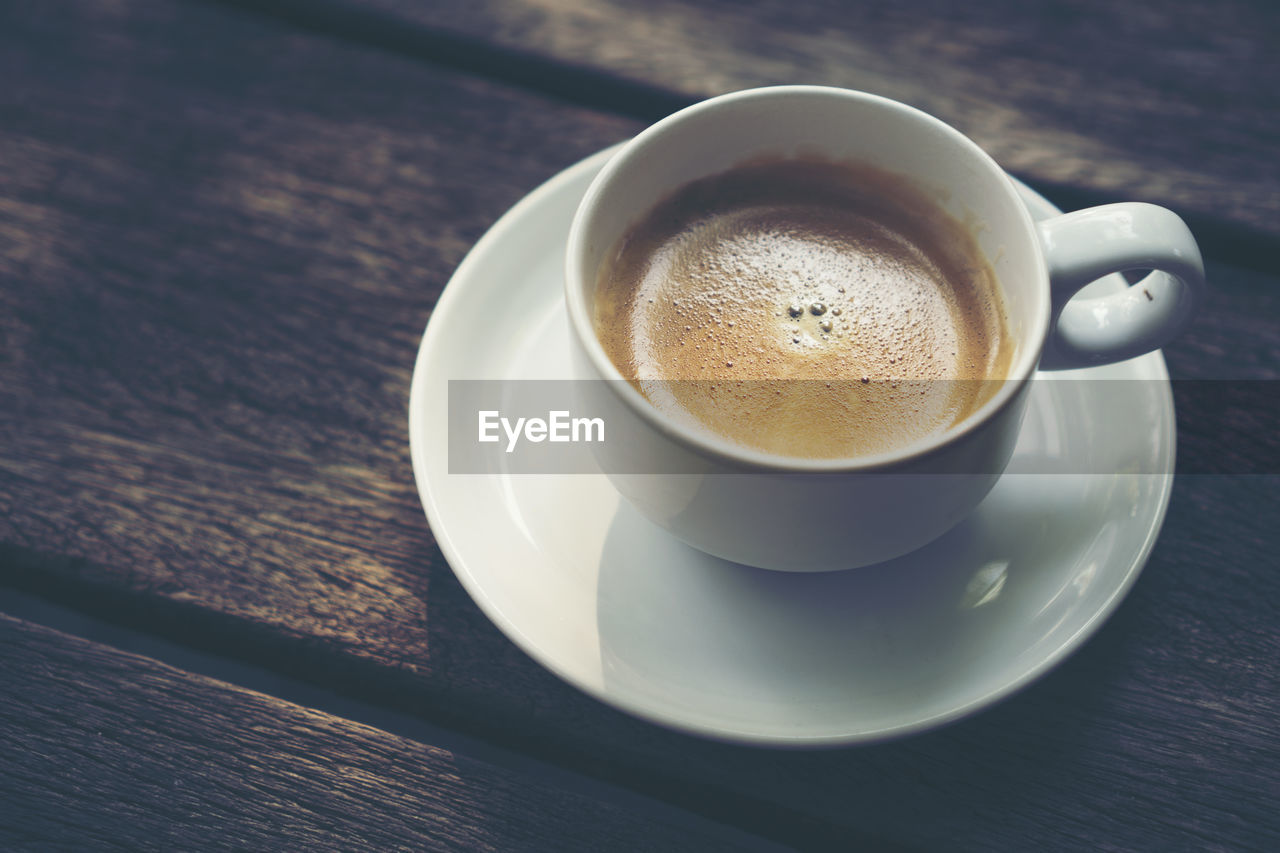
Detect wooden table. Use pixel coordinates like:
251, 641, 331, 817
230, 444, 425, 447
3, 1, 1277, 849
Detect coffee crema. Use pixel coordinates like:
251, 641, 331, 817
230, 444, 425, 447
592, 158, 1013, 459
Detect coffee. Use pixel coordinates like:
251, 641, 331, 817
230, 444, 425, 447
592, 158, 1013, 458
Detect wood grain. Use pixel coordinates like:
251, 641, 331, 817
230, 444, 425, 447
0, 1, 1277, 850
0, 614, 765, 851
0, 0, 635, 671
222, 0, 1280, 250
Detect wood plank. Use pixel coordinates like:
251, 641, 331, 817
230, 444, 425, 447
0, 0, 636, 672
223, 0, 1280, 249
0, 1, 1277, 850
0, 614, 766, 851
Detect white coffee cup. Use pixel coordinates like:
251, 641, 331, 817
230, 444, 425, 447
564, 86, 1204, 571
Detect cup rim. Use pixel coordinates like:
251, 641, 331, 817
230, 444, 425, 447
564, 85, 1049, 473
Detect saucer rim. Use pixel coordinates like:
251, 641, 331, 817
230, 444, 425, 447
408, 144, 1175, 747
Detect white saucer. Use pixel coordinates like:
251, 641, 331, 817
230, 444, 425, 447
408, 146, 1175, 746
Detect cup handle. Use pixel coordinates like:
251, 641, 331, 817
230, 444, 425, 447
1036, 202, 1205, 370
